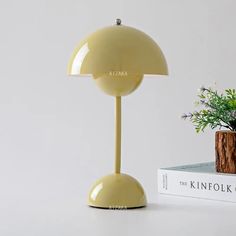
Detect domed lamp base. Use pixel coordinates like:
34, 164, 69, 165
88, 174, 147, 209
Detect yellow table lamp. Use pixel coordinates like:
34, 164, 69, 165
67, 19, 168, 209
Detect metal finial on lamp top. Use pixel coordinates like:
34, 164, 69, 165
116, 18, 122, 25
67, 20, 168, 209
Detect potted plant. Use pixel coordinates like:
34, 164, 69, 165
182, 86, 236, 174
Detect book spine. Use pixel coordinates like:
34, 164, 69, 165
158, 169, 236, 202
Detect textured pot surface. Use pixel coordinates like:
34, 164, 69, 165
215, 131, 236, 174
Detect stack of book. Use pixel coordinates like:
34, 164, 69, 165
158, 162, 236, 202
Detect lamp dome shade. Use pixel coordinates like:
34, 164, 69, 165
67, 23, 168, 77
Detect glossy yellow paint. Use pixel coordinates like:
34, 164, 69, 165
88, 174, 147, 209
67, 22, 168, 96
95, 74, 143, 96
67, 24, 168, 76
67, 20, 168, 209
115, 96, 121, 174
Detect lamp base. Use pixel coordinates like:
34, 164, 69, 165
88, 173, 147, 209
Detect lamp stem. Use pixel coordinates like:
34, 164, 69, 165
115, 96, 121, 174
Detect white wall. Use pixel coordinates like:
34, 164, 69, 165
0, 0, 235, 205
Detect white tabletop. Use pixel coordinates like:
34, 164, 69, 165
1, 192, 235, 236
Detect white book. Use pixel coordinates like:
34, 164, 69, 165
158, 162, 236, 202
